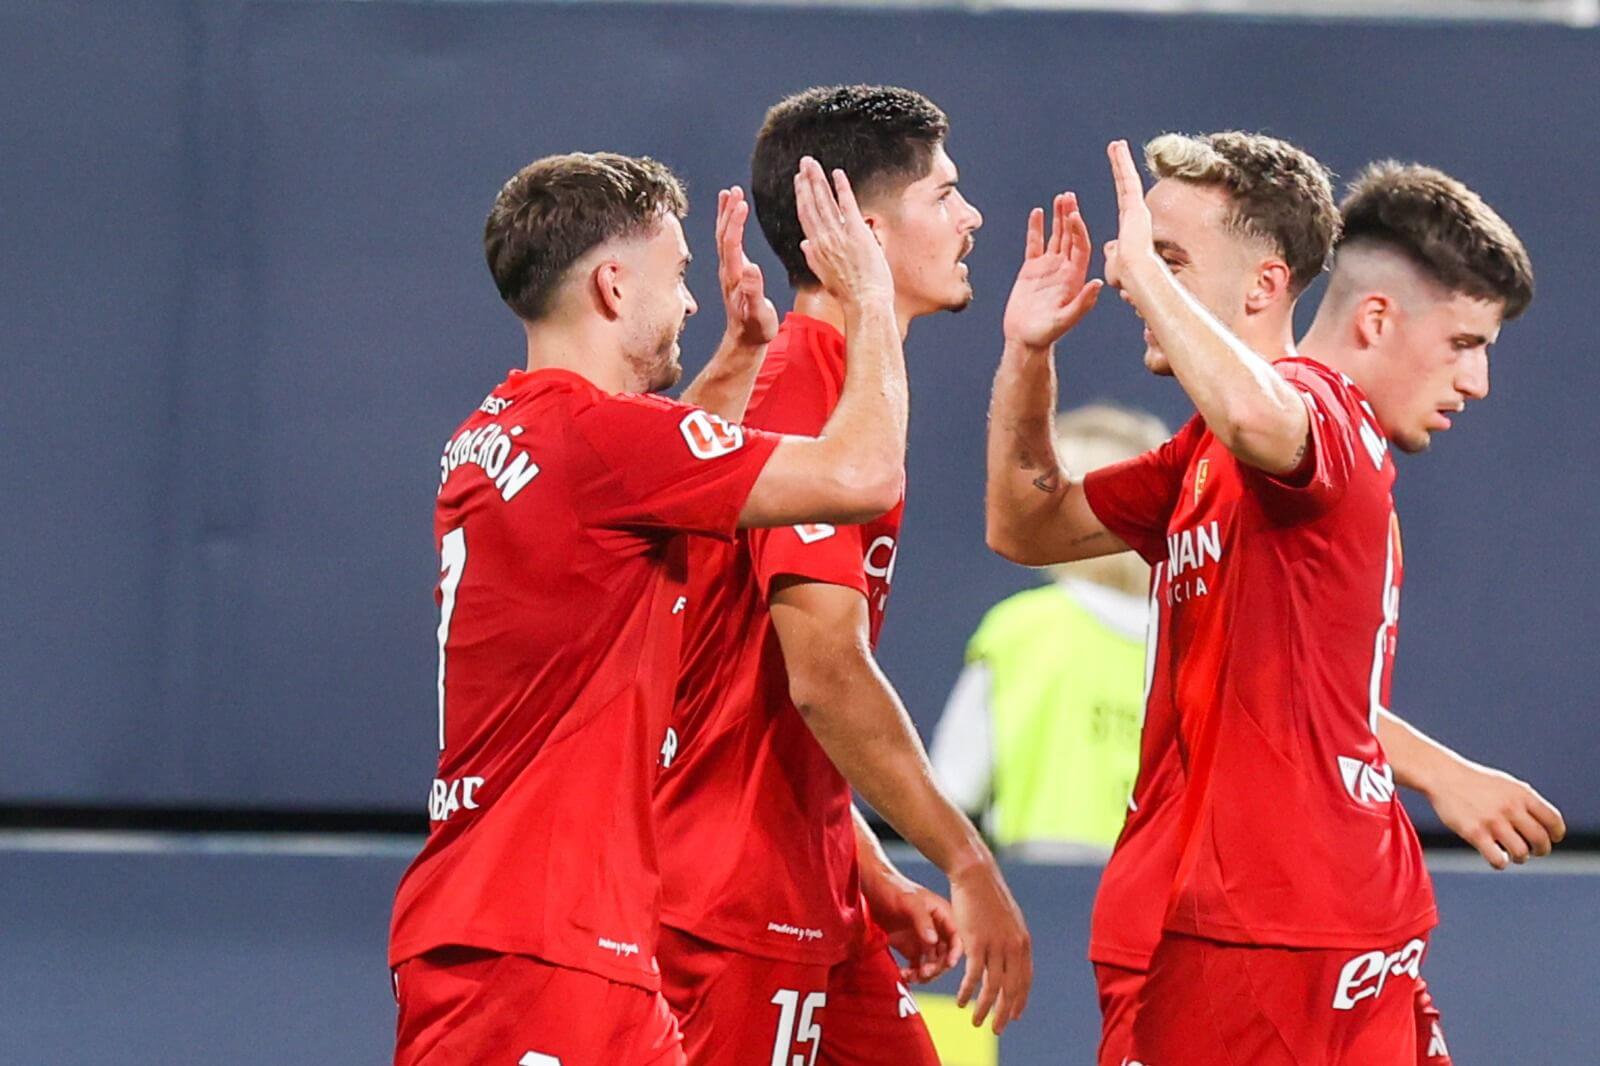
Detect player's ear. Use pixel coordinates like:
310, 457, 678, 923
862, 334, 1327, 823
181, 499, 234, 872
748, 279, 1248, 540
592, 259, 627, 320
1245, 257, 1292, 314
1354, 293, 1396, 349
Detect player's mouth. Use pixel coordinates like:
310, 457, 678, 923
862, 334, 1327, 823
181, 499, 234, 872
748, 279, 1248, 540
1432, 402, 1464, 430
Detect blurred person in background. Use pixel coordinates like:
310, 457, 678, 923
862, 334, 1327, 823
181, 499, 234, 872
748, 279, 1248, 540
930, 404, 1168, 860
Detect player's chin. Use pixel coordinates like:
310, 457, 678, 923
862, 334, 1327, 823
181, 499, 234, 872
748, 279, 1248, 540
943, 281, 975, 314
1393, 426, 1432, 454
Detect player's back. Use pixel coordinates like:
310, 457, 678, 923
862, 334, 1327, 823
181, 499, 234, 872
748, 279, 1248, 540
390, 366, 778, 989
657, 314, 900, 965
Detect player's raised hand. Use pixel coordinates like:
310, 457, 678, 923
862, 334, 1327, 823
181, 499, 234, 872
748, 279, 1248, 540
950, 862, 1032, 1034
1001, 191, 1104, 350
1426, 760, 1567, 869
715, 186, 779, 348
1103, 139, 1161, 305
793, 156, 894, 311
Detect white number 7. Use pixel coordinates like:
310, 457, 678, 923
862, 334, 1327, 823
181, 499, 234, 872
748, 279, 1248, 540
437, 528, 467, 751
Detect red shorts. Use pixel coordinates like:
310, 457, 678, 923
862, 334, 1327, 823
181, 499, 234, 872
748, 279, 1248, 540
658, 926, 939, 1065
393, 947, 684, 1066
1127, 933, 1435, 1065
1100, 955, 1451, 1066
1093, 962, 1143, 1066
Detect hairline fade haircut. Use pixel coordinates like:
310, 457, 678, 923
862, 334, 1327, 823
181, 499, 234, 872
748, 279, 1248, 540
484, 151, 689, 323
1337, 161, 1533, 321
752, 84, 949, 288
1144, 130, 1340, 297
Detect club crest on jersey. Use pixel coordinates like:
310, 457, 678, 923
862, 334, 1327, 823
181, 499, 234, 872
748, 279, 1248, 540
1194, 458, 1210, 504
794, 523, 836, 544
679, 410, 745, 459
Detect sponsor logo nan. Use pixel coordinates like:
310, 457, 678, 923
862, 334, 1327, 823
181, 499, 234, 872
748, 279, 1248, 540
1338, 755, 1396, 805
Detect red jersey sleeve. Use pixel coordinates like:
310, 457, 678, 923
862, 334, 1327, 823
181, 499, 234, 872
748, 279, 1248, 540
749, 520, 871, 599
1244, 360, 1363, 523
571, 392, 780, 540
1084, 415, 1206, 565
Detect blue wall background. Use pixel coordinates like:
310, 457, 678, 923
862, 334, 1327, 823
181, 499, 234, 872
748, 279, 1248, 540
3, 1, 1596, 827
3, 843, 1595, 1063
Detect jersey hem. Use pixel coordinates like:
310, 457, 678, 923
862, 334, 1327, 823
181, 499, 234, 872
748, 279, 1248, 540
1086, 942, 1155, 971
388, 932, 661, 992
658, 912, 862, 967
1162, 905, 1438, 950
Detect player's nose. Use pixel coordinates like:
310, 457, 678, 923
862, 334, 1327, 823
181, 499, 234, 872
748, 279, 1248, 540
1457, 350, 1489, 400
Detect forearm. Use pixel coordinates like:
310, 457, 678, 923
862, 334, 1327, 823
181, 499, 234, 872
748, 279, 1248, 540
985, 340, 1069, 553
815, 302, 907, 486
1125, 258, 1306, 472
797, 655, 992, 880
1378, 708, 1466, 797
679, 334, 765, 421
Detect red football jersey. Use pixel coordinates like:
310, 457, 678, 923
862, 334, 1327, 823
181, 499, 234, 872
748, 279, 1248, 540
1084, 358, 1435, 951
1087, 554, 1188, 971
655, 314, 904, 965
387, 367, 779, 989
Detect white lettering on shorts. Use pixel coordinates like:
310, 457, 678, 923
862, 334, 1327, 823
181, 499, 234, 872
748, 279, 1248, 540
1332, 937, 1425, 1010
679, 410, 745, 459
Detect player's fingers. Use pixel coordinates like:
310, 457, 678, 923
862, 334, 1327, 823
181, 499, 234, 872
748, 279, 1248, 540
1508, 806, 1553, 858
970, 953, 999, 1028
1024, 207, 1045, 259
794, 166, 820, 240
831, 167, 865, 227
1066, 208, 1092, 266
1468, 827, 1510, 870
1108, 140, 1142, 216
955, 950, 980, 1007
1045, 194, 1065, 257
801, 157, 840, 224
1526, 789, 1566, 842
1492, 819, 1531, 864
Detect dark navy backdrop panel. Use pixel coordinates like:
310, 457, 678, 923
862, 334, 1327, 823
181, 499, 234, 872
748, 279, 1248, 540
3, 1, 1595, 822
1, 844, 1594, 1062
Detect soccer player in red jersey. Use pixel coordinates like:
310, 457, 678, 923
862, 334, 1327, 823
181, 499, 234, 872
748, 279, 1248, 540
389, 150, 917, 1066
986, 136, 1555, 1063
654, 86, 1031, 1064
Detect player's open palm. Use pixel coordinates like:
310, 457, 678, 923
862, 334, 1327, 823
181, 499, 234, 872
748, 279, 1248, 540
951, 862, 1032, 1034
1103, 138, 1158, 302
793, 156, 894, 311
715, 185, 779, 348
1002, 191, 1103, 349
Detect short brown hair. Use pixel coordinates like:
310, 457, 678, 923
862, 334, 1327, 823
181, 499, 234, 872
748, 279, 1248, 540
1339, 162, 1533, 320
484, 152, 688, 322
1145, 131, 1340, 296
752, 85, 949, 288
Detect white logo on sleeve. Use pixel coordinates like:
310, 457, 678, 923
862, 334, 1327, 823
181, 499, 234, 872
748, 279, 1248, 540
1427, 1020, 1449, 1058
660, 727, 679, 769
794, 523, 836, 544
863, 535, 898, 582
679, 410, 745, 459
895, 982, 919, 1018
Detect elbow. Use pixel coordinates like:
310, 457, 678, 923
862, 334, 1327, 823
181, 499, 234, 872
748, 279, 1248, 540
833, 462, 902, 524
1218, 398, 1305, 475
985, 515, 1051, 567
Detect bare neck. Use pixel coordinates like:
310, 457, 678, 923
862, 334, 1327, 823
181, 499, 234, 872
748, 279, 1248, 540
791, 287, 913, 341
1241, 305, 1300, 364
521, 316, 629, 394
1296, 314, 1366, 387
